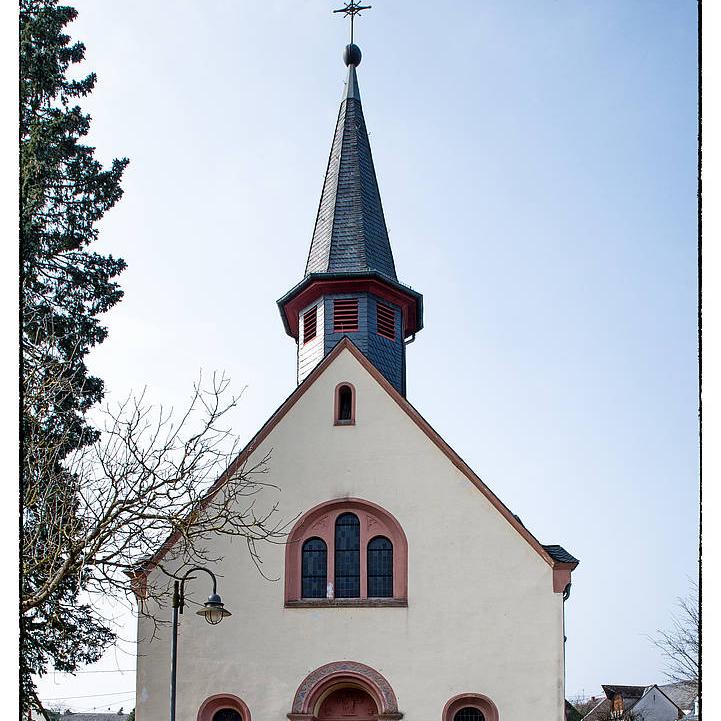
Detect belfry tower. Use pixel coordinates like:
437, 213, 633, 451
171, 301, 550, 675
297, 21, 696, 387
278, 42, 423, 396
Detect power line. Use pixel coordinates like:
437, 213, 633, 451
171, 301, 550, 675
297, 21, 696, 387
87, 695, 136, 712
42, 690, 135, 701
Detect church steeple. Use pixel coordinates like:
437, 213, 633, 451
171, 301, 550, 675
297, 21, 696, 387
278, 41, 423, 396
305, 53, 397, 281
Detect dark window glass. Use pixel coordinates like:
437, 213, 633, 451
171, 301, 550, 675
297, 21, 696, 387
367, 536, 393, 597
213, 710, 243, 721
338, 385, 353, 421
302, 537, 327, 598
453, 708, 485, 721
334, 513, 360, 597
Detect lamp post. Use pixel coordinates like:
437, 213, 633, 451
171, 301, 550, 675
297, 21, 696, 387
170, 566, 232, 721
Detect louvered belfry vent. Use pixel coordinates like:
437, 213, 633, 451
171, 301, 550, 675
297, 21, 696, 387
376, 303, 395, 340
303, 306, 317, 343
333, 298, 359, 332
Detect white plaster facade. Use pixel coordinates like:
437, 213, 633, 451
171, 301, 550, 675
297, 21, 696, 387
134, 344, 572, 721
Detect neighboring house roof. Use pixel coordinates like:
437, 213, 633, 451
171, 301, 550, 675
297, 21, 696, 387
131, 338, 579, 584
659, 680, 698, 711
582, 683, 688, 720
602, 685, 647, 703
566, 699, 583, 721
581, 697, 612, 721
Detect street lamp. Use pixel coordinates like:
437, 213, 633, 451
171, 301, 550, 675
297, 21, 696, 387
170, 566, 232, 721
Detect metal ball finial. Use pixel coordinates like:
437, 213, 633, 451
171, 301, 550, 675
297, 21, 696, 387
344, 43, 362, 67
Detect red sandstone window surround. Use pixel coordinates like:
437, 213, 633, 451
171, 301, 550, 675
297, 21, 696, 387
284, 498, 408, 607
197, 694, 251, 721
334, 382, 355, 425
442, 694, 499, 721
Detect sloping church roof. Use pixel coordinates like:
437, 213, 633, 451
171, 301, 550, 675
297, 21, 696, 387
133, 338, 578, 581
304, 61, 397, 280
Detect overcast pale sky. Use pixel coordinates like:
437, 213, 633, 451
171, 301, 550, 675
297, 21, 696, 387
32, 0, 698, 712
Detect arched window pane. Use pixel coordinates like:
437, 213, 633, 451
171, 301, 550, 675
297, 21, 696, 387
302, 537, 327, 598
453, 708, 485, 721
334, 513, 360, 597
367, 536, 393, 597
338, 385, 353, 421
213, 710, 243, 721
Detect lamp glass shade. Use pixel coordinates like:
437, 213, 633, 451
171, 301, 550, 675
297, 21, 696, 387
196, 593, 232, 625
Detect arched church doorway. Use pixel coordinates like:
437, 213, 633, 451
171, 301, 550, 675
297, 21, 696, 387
317, 687, 378, 720
289, 661, 402, 720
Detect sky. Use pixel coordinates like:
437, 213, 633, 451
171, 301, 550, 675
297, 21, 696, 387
27, 0, 699, 712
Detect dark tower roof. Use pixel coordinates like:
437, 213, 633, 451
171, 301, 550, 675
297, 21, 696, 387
305, 54, 398, 280
278, 42, 423, 388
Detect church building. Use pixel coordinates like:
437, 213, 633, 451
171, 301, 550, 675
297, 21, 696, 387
132, 26, 579, 721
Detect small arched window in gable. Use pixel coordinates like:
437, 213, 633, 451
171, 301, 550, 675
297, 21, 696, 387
367, 536, 393, 598
334, 512, 360, 598
334, 383, 355, 425
302, 538, 327, 599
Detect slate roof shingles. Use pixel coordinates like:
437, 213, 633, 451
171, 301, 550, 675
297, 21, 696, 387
305, 65, 397, 281
542, 544, 579, 565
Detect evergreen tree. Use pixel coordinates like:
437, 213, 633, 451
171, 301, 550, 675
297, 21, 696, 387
20, 0, 127, 713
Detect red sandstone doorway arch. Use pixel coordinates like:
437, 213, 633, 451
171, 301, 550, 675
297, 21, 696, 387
288, 661, 403, 721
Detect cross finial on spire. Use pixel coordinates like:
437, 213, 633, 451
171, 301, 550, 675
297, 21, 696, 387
333, 1, 372, 45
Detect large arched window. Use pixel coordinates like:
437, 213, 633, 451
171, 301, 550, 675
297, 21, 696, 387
302, 538, 327, 598
367, 536, 393, 598
284, 498, 408, 606
334, 512, 360, 598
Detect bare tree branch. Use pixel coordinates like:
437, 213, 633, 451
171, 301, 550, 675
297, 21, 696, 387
652, 581, 699, 683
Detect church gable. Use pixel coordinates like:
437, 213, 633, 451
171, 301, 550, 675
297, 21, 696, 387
138, 337, 576, 595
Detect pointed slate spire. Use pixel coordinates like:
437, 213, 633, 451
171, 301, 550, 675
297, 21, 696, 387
305, 44, 398, 281
278, 41, 423, 395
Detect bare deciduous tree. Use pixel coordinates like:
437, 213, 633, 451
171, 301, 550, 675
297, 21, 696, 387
24, 369, 286, 614
22, 347, 287, 713
653, 581, 699, 683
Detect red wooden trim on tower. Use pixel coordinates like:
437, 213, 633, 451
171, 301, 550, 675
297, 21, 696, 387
281, 277, 420, 339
